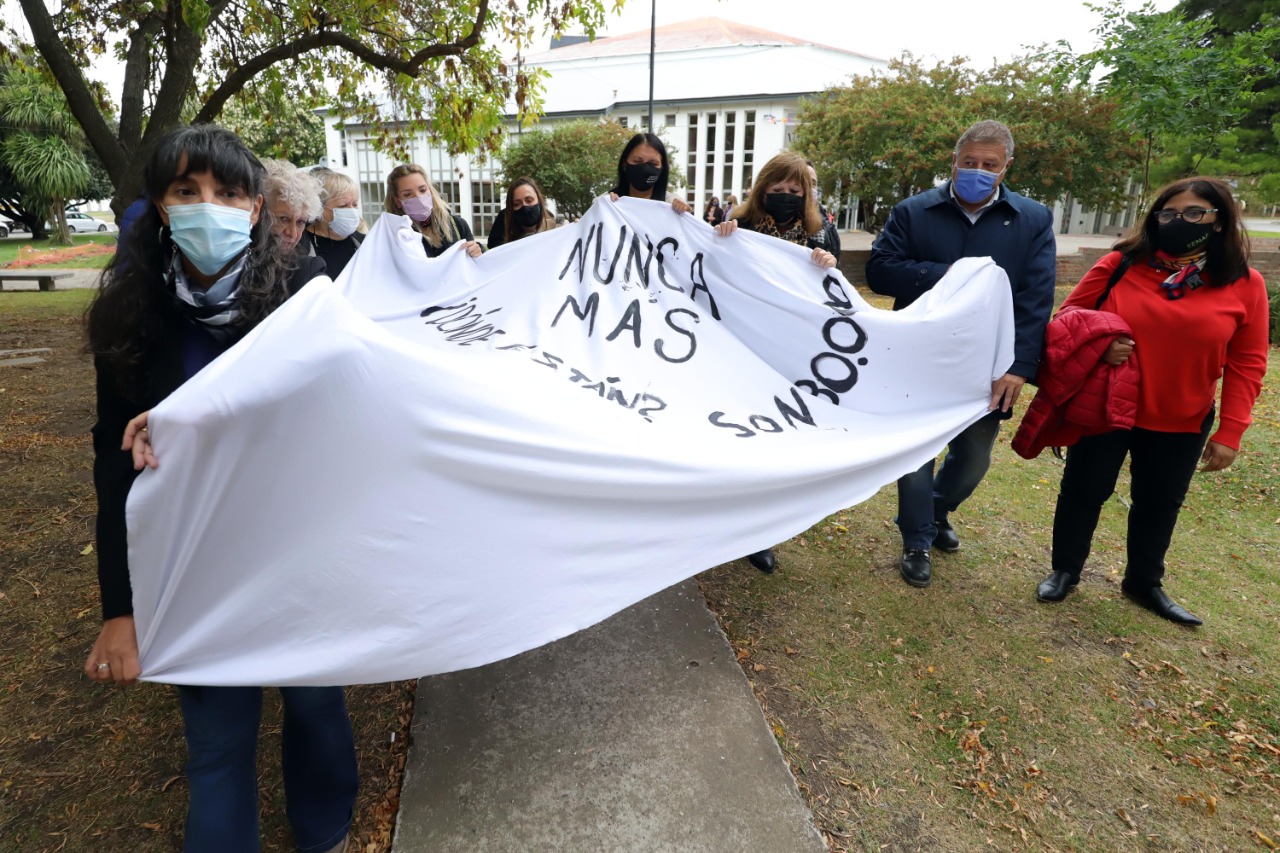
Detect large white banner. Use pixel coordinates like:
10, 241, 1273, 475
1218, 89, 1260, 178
127, 197, 1014, 686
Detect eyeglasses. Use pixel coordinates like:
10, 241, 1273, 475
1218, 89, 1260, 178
1154, 208, 1217, 224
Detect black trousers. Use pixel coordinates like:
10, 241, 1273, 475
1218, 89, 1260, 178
1051, 411, 1213, 591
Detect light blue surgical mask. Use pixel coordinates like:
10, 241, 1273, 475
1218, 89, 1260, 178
164, 202, 253, 276
952, 167, 1005, 205
328, 207, 361, 239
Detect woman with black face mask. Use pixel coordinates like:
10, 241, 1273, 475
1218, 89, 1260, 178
488, 177, 556, 249
1033, 177, 1268, 626
608, 132, 693, 215
711, 151, 838, 576
713, 151, 838, 271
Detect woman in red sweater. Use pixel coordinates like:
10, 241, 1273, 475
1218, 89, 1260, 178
1035, 178, 1268, 624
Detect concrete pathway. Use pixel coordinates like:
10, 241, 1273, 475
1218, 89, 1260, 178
393, 580, 826, 853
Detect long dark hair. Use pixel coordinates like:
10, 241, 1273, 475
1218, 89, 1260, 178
610, 132, 670, 200
500, 176, 554, 242
87, 124, 293, 395
1114, 177, 1251, 287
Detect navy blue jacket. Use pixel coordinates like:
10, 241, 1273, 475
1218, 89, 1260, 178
866, 182, 1056, 379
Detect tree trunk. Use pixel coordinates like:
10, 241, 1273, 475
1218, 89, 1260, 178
48, 200, 73, 245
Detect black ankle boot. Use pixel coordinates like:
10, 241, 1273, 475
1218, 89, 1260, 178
747, 549, 777, 574
1122, 585, 1202, 626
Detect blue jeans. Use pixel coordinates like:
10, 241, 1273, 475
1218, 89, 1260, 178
178, 685, 358, 853
896, 412, 1002, 550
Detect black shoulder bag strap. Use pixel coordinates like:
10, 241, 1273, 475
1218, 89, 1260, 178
1093, 254, 1133, 310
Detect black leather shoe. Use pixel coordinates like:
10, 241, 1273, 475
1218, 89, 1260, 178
933, 519, 960, 552
1123, 586, 1202, 626
900, 549, 932, 588
1036, 571, 1078, 602
747, 549, 777, 574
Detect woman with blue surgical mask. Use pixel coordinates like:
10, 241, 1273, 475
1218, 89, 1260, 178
84, 124, 355, 853
303, 167, 366, 277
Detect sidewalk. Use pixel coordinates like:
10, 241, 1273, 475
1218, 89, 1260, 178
392, 579, 826, 853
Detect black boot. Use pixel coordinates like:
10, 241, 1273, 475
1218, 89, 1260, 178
1036, 571, 1078, 602
747, 549, 777, 574
900, 549, 932, 588
933, 519, 960, 552
1122, 585, 1202, 626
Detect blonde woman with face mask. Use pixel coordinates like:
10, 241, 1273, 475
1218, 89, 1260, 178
384, 164, 483, 259
303, 167, 366, 277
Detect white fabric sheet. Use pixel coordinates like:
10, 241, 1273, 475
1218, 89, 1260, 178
127, 196, 1014, 686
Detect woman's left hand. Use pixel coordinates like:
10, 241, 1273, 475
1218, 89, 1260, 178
1200, 440, 1237, 472
122, 410, 157, 470
670, 197, 693, 215
462, 241, 483, 258
810, 248, 837, 269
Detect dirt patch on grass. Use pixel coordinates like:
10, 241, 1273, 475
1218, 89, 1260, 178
5, 243, 115, 270
0, 305, 412, 851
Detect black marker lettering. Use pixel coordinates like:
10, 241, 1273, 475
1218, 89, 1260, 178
655, 308, 698, 364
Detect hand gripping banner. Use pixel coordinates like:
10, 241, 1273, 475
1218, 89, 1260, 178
126, 196, 1015, 685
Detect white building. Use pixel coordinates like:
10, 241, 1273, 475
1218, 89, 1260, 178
322, 18, 886, 237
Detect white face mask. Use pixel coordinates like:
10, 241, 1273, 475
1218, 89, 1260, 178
328, 207, 361, 239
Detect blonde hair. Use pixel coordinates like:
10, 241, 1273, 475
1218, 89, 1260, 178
309, 167, 367, 234
732, 152, 822, 236
384, 163, 458, 249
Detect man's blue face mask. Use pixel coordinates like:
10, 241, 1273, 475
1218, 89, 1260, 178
953, 166, 1006, 205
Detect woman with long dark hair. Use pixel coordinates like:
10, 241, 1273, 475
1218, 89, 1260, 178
488, 176, 557, 249
1034, 177, 1268, 625
608, 132, 693, 214
84, 124, 356, 852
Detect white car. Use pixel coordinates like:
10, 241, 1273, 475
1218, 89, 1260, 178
59, 211, 118, 233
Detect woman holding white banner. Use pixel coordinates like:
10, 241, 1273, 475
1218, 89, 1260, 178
609, 132, 694, 215
385, 163, 484, 259
487, 176, 557, 249
302, 167, 366, 278
83, 124, 357, 853
713, 150, 839, 574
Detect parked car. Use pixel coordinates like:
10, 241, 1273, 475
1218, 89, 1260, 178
0, 221, 9, 239
61, 211, 118, 233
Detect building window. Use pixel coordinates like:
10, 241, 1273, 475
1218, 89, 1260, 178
664, 113, 676, 127
619, 116, 628, 128
743, 111, 756, 191
470, 154, 502, 237
353, 136, 386, 225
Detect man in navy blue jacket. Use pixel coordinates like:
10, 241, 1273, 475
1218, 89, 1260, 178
866, 120, 1056, 589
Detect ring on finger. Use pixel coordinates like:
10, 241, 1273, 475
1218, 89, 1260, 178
96, 662, 111, 670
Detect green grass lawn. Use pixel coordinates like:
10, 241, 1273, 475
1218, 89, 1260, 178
700, 300, 1280, 851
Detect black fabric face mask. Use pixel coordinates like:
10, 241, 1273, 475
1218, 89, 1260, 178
1155, 218, 1215, 256
625, 163, 661, 192
765, 192, 805, 224
515, 204, 542, 228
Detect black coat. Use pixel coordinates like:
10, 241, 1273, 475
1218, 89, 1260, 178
92, 257, 324, 619
422, 213, 476, 259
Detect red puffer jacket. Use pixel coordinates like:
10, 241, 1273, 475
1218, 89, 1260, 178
1012, 307, 1141, 459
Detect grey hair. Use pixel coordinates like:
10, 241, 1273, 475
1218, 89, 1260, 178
955, 120, 1014, 161
262, 159, 323, 220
